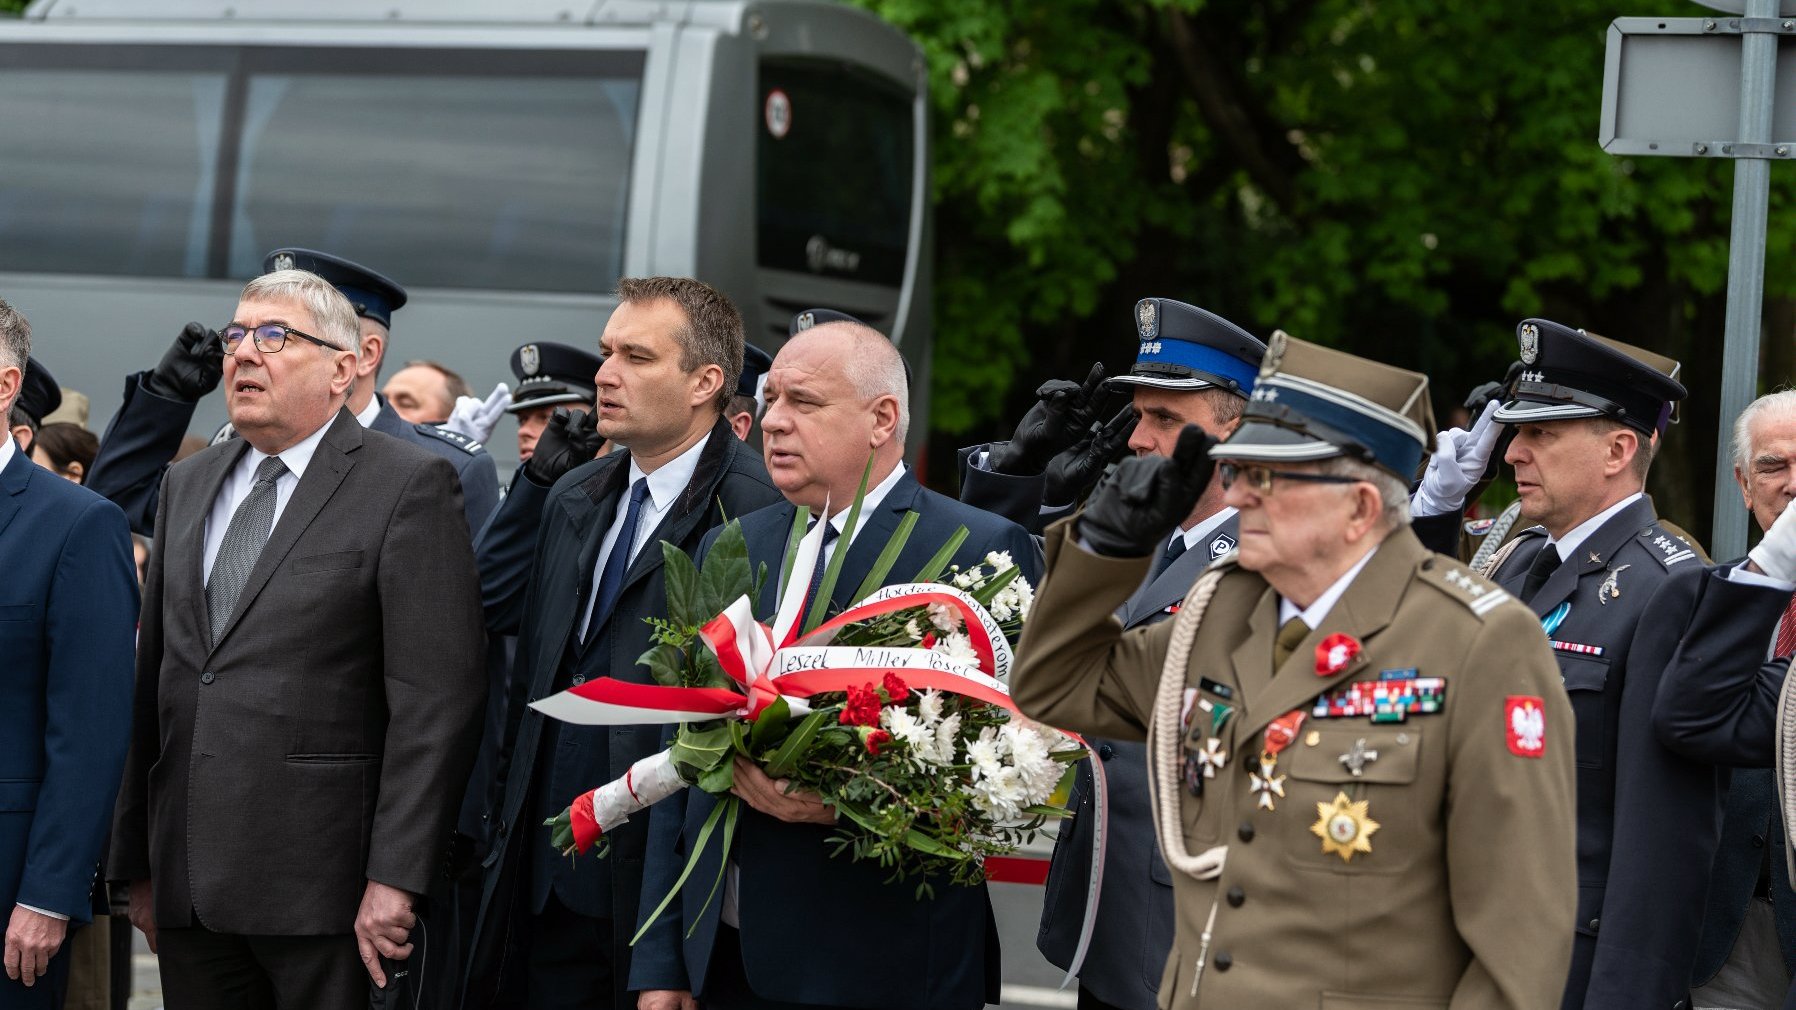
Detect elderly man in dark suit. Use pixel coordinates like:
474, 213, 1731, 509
0, 302, 138, 1009
109, 268, 486, 1009
630, 318, 1040, 1010
463, 277, 781, 1010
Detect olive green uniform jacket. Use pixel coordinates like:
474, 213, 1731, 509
1011, 520, 1577, 1010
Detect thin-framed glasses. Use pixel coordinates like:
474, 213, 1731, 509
220, 323, 339, 355
1219, 462, 1363, 496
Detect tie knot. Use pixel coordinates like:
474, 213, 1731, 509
1272, 617, 1310, 671
628, 477, 650, 506
1165, 536, 1189, 562
811, 518, 842, 544
254, 456, 288, 485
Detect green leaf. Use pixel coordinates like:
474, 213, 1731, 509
661, 542, 703, 629
670, 724, 733, 779
969, 564, 1020, 607
749, 697, 792, 751
762, 709, 830, 779
910, 526, 970, 583
688, 796, 742, 937
696, 760, 736, 793
850, 509, 921, 602
780, 505, 812, 597
902, 829, 964, 858
637, 642, 687, 688
630, 796, 733, 947
698, 520, 754, 619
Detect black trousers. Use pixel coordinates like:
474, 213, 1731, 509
517, 895, 613, 1010
1077, 988, 1128, 1010
156, 925, 364, 1010
701, 926, 854, 1010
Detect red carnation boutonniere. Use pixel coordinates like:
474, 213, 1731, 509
1316, 633, 1362, 677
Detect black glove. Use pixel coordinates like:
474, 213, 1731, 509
524, 408, 604, 486
986, 363, 1109, 476
143, 322, 223, 402
1078, 425, 1218, 557
1044, 403, 1139, 507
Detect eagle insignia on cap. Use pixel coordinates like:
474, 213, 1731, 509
1519, 323, 1540, 364
520, 344, 541, 376
796, 311, 816, 331
273, 253, 295, 272
1136, 299, 1158, 339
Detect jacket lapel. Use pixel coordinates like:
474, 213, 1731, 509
1524, 496, 1657, 618
0, 448, 31, 540
210, 411, 358, 652
1120, 518, 1233, 627
1235, 529, 1425, 740
185, 439, 251, 639
835, 469, 920, 605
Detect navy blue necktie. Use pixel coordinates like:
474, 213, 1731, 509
1150, 534, 1189, 579
587, 478, 649, 642
805, 521, 842, 612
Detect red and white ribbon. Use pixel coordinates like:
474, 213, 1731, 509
567, 750, 686, 853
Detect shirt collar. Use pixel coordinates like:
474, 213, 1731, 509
628, 431, 712, 512
246, 417, 333, 483
354, 396, 383, 428
1545, 491, 1645, 561
1176, 507, 1237, 551
829, 462, 908, 538
0, 433, 16, 475
1279, 545, 1380, 630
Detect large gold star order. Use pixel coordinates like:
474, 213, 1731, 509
1310, 790, 1380, 862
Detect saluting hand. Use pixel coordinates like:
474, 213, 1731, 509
1749, 496, 1796, 582
1412, 400, 1502, 517
1044, 403, 1139, 508
987, 363, 1109, 477
444, 382, 512, 445
1079, 425, 1217, 557
523, 408, 605, 487
355, 880, 417, 988
144, 322, 225, 403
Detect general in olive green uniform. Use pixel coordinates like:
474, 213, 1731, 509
1012, 333, 1577, 1010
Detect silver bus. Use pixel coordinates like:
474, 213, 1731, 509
0, 0, 933, 470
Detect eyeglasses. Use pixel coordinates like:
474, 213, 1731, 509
220, 323, 341, 355
1219, 462, 1364, 496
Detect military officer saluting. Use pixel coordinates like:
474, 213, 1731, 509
1011, 332, 1577, 1010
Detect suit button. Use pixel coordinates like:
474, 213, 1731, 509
1213, 951, 1232, 972
199, 671, 215, 685
1587, 918, 1600, 932
1098, 744, 1115, 761
1226, 886, 1245, 907
496, 820, 508, 838
1753, 834, 1767, 848
1237, 822, 1255, 843
571, 675, 586, 686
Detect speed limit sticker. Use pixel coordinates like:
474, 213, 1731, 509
764, 89, 792, 139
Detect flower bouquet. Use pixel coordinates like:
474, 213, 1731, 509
530, 473, 1084, 937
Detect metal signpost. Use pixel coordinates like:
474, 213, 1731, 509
1600, 0, 1794, 560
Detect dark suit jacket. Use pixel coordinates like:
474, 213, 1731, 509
1035, 514, 1237, 1010
954, 442, 1073, 536
86, 371, 197, 536
463, 420, 780, 1009
628, 469, 1040, 1009
0, 449, 137, 927
1481, 498, 1715, 1010
108, 409, 487, 935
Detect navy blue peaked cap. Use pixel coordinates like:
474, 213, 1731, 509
1109, 298, 1265, 396
262, 248, 408, 328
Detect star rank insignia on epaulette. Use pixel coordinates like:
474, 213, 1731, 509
1435, 567, 1512, 618
423, 424, 483, 454
1644, 531, 1695, 567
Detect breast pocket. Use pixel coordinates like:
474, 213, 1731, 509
1280, 726, 1424, 874
1557, 653, 1608, 770
0, 603, 35, 622
289, 550, 364, 576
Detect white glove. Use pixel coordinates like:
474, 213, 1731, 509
1411, 400, 1503, 517
444, 382, 512, 445
1750, 497, 1796, 582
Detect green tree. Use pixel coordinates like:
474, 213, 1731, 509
865, 0, 1786, 538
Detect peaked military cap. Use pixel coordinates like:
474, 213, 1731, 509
1108, 298, 1265, 396
1215, 331, 1434, 480
14, 356, 62, 427
506, 341, 601, 413
1584, 329, 1684, 428
262, 248, 408, 328
789, 308, 866, 337
1494, 319, 1686, 436
738, 342, 773, 398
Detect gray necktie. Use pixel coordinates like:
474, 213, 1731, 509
207, 455, 288, 643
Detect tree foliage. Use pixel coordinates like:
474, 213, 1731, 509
860, 0, 1794, 535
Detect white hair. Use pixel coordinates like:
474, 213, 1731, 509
1734, 390, 1796, 474
822, 322, 911, 443
239, 269, 359, 354
0, 297, 30, 418
1318, 455, 1412, 531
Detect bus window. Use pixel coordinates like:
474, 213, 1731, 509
228, 49, 643, 294
756, 59, 912, 287
0, 51, 230, 278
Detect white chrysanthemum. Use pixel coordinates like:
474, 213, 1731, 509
904, 617, 924, 641
933, 630, 978, 664
915, 688, 945, 725
931, 712, 963, 765
1006, 725, 1062, 801
881, 706, 933, 754
927, 602, 961, 633
965, 727, 1006, 778
952, 567, 981, 590
991, 576, 1035, 625
984, 550, 1014, 571
968, 765, 1028, 821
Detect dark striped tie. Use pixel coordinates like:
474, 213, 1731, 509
207, 455, 287, 644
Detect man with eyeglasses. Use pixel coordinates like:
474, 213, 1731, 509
87, 248, 500, 539
1418, 320, 1704, 1009
1011, 331, 1576, 1009
109, 267, 486, 1009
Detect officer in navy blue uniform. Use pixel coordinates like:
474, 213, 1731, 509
86, 249, 500, 537
983, 299, 1265, 1010
1417, 319, 1708, 1010
726, 342, 773, 440
5, 357, 61, 456
503, 340, 603, 469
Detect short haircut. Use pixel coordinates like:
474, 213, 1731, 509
1590, 417, 1653, 484
401, 359, 474, 402
1317, 455, 1411, 531
32, 422, 98, 479
615, 276, 745, 413
727, 393, 758, 422
1195, 386, 1245, 428
239, 270, 359, 354
814, 321, 910, 442
7, 405, 30, 434
0, 297, 30, 418
1734, 390, 1796, 474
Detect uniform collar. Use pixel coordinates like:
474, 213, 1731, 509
1176, 506, 1237, 552
1278, 544, 1379, 630
1545, 491, 1645, 561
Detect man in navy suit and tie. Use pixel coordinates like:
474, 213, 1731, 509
630, 315, 1040, 1010
0, 300, 138, 1008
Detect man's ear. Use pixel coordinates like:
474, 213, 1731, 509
356, 326, 385, 380
689, 364, 725, 410
867, 394, 900, 449
1608, 427, 1641, 479
1738, 465, 1754, 514
331, 349, 360, 398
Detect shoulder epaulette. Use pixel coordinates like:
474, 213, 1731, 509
417, 423, 485, 455
1418, 560, 1514, 620
208, 421, 237, 447
1636, 525, 1697, 569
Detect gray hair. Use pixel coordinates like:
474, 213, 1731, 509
820, 322, 910, 443
240, 270, 359, 354
1318, 455, 1412, 531
0, 297, 31, 418
1733, 390, 1796, 473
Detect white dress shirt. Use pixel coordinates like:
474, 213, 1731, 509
202, 421, 333, 582
1278, 546, 1380, 630
577, 433, 712, 642
355, 397, 382, 428
1532, 491, 1645, 569
1173, 506, 1237, 554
